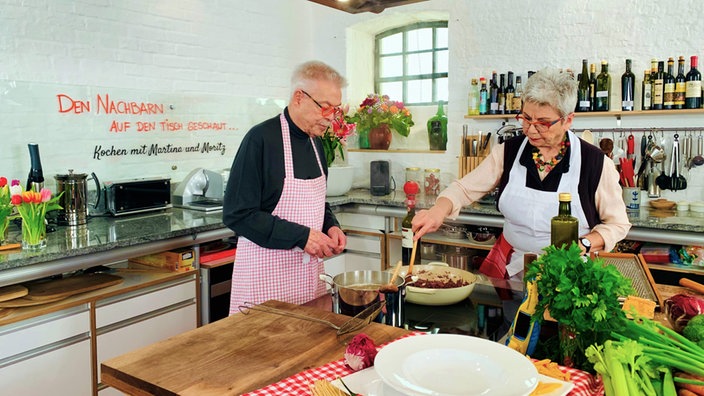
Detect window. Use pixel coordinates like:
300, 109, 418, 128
375, 21, 448, 105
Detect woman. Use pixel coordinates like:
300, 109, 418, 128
412, 68, 631, 332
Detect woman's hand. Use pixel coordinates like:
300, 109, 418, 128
411, 197, 452, 239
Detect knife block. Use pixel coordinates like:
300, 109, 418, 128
459, 134, 490, 178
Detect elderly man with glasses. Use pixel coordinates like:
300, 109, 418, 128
224, 61, 347, 313
411, 68, 630, 337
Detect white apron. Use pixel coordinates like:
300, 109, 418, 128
229, 114, 327, 314
498, 131, 591, 278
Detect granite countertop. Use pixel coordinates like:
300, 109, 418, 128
1, 188, 702, 278
331, 188, 704, 234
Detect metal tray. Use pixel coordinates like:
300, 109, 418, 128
595, 252, 664, 309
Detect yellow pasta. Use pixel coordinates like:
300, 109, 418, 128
308, 379, 349, 396
532, 358, 571, 381
530, 381, 564, 395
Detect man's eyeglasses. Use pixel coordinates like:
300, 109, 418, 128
301, 90, 342, 118
515, 113, 563, 133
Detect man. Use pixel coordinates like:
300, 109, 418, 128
224, 61, 347, 314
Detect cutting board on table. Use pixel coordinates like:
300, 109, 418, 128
24, 273, 123, 301
0, 285, 29, 302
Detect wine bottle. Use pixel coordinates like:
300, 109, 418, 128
498, 73, 506, 114
505, 71, 515, 114
589, 63, 597, 111
401, 182, 420, 266
26, 143, 45, 192
621, 59, 635, 111
642, 70, 652, 110
468, 78, 480, 116
489, 71, 499, 115
675, 56, 686, 109
479, 77, 488, 115
685, 55, 702, 109
512, 75, 523, 113
649, 58, 658, 110
651, 61, 664, 110
550, 192, 579, 249
663, 57, 676, 110
595, 60, 611, 111
577, 59, 591, 112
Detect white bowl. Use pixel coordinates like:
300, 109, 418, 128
690, 202, 704, 213
326, 165, 354, 196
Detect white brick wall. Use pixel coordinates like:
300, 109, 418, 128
0, 0, 702, 202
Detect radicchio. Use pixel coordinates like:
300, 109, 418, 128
344, 333, 378, 371
664, 293, 704, 332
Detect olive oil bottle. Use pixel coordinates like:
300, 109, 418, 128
551, 192, 578, 249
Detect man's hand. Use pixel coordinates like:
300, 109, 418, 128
304, 229, 337, 258
326, 226, 346, 255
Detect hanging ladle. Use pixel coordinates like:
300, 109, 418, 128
693, 134, 704, 167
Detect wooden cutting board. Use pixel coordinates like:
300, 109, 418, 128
0, 285, 29, 302
0, 295, 68, 308
24, 273, 123, 301
0, 308, 13, 319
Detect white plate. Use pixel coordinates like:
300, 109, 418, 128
374, 334, 539, 396
334, 368, 573, 396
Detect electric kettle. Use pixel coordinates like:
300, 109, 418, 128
54, 170, 101, 226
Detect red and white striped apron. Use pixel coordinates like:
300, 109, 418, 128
229, 113, 327, 314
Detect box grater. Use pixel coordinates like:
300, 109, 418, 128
595, 252, 664, 309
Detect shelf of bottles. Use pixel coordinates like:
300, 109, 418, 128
466, 55, 703, 120
465, 108, 704, 120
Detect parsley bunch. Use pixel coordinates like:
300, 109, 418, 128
526, 243, 634, 333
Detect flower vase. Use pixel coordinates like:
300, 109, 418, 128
21, 218, 46, 251
357, 127, 370, 149
326, 165, 354, 196
369, 124, 392, 150
0, 216, 9, 245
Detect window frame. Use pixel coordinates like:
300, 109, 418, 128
374, 20, 449, 106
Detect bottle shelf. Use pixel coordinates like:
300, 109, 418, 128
348, 149, 446, 154
464, 108, 704, 120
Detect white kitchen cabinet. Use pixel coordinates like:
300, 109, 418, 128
96, 276, 197, 393
0, 306, 92, 396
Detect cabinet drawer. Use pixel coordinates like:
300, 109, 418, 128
96, 278, 195, 328
97, 304, 197, 385
345, 233, 382, 254
0, 306, 90, 361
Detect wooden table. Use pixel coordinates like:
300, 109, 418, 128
101, 300, 410, 395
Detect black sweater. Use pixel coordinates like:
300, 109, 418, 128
222, 108, 340, 250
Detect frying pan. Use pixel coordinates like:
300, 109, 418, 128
394, 262, 477, 306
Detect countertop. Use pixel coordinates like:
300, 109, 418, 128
1, 189, 702, 287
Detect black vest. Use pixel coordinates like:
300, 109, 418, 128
496, 134, 604, 228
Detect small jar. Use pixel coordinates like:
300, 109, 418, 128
424, 168, 441, 196
405, 167, 422, 190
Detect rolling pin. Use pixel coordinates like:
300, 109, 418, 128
679, 278, 704, 295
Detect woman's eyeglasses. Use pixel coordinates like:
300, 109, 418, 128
515, 113, 563, 133
301, 90, 342, 117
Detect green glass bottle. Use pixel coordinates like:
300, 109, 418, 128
550, 192, 579, 249
427, 100, 447, 150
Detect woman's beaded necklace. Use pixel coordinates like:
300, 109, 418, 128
532, 136, 570, 173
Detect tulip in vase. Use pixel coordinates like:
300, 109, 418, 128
322, 107, 357, 196
10, 182, 62, 250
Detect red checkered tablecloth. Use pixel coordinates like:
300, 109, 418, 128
243, 334, 605, 396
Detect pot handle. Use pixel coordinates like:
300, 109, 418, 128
90, 172, 101, 209
319, 273, 334, 288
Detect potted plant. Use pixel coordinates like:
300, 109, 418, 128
321, 107, 356, 196
348, 93, 414, 150
524, 243, 634, 372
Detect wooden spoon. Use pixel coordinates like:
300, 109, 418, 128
380, 260, 403, 293
407, 238, 419, 277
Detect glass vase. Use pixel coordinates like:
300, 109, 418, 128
21, 218, 47, 251
357, 126, 370, 149
0, 216, 9, 245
